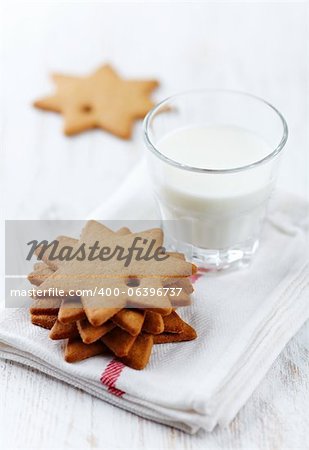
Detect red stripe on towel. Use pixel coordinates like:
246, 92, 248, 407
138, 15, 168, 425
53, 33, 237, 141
100, 359, 125, 397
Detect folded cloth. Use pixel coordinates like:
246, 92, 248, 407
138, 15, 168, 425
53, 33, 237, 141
1, 160, 308, 433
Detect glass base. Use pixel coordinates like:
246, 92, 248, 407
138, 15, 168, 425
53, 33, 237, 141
167, 238, 259, 271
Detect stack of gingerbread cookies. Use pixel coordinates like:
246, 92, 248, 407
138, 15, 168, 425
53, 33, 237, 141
28, 221, 197, 370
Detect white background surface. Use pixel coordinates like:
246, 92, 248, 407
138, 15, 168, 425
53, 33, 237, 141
1, 2, 308, 449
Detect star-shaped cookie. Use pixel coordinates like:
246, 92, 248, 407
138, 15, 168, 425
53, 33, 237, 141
38, 220, 196, 326
34, 65, 159, 139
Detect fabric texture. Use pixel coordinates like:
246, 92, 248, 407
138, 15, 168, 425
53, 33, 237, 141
0, 160, 308, 433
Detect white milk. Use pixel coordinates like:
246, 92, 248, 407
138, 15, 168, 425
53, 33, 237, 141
155, 125, 276, 249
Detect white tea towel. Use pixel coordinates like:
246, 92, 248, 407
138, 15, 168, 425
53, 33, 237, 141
0, 160, 308, 433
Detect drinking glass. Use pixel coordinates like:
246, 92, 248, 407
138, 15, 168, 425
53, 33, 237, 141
143, 90, 288, 270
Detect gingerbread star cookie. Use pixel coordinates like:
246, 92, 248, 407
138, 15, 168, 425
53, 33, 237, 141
38, 221, 195, 325
28, 222, 198, 370
34, 65, 159, 139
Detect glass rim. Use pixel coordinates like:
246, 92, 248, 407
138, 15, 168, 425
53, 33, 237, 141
143, 89, 288, 174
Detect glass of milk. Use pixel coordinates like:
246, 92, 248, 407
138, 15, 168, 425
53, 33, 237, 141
143, 90, 288, 270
